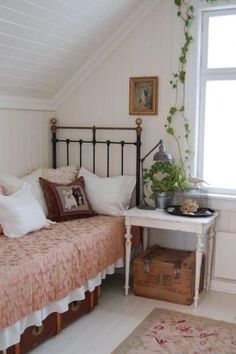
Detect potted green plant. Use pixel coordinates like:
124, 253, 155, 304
144, 161, 191, 208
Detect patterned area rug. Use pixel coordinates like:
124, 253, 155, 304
112, 308, 236, 354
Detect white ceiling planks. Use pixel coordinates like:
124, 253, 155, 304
0, 0, 149, 100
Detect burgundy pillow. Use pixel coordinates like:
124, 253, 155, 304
39, 177, 94, 222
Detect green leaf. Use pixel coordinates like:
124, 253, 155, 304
184, 122, 189, 129
169, 106, 177, 115
175, 0, 181, 6
167, 116, 172, 123
167, 127, 174, 136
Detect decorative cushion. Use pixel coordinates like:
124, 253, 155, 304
0, 182, 50, 238
42, 164, 78, 184
78, 167, 136, 216
39, 177, 94, 222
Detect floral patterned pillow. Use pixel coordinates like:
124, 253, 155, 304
42, 164, 78, 185
39, 177, 94, 222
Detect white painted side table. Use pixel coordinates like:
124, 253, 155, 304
123, 207, 219, 307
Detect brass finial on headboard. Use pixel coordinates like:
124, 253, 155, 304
135, 117, 142, 134
50, 117, 57, 133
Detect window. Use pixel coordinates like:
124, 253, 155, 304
198, 8, 236, 194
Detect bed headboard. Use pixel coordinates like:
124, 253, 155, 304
50, 117, 142, 206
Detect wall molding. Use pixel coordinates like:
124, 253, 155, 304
52, 0, 160, 109
210, 279, 236, 294
0, 95, 54, 112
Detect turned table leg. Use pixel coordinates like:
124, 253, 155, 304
194, 233, 204, 308
124, 222, 132, 296
206, 222, 216, 292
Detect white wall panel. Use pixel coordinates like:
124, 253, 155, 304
215, 232, 236, 280
57, 0, 177, 168
0, 109, 54, 176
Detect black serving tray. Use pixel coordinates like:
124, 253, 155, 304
165, 205, 215, 217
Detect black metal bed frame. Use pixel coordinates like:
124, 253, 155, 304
50, 117, 142, 205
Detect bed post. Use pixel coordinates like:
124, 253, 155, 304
135, 118, 142, 206
50, 117, 57, 168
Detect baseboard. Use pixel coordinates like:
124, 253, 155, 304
210, 279, 236, 294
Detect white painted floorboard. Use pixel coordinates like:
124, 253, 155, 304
31, 274, 236, 354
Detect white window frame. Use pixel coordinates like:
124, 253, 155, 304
197, 6, 236, 195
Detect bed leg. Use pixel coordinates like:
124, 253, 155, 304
89, 291, 94, 311
56, 313, 62, 334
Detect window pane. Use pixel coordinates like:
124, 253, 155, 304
203, 80, 236, 190
208, 15, 236, 68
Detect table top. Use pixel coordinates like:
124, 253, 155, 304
123, 207, 219, 226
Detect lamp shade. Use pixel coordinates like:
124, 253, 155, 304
153, 140, 172, 162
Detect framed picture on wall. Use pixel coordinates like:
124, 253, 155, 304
129, 76, 158, 115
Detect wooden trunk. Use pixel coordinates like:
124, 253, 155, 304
133, 245, 204, 305
4, 287, 100, 354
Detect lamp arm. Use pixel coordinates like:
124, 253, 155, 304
141, 140, 162, 162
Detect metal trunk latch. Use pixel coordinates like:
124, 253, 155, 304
144, 256, 152, 273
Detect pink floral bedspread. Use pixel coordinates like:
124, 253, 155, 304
0, 215, 125, 328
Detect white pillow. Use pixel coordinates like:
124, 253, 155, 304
79, 167, 136, 216
0, 166, 78, 218
0, 182, 50, 237
21, 168, 48, 216
0, 173, 22, 194
0, 171, 48, 216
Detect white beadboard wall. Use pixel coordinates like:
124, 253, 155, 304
56, 0, 236, 294
56, 0, 179, 164
0, 109, 54, 176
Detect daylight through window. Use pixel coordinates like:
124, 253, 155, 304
198, 9, 236, 194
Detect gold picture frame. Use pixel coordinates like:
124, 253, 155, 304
129, 76, 158, 115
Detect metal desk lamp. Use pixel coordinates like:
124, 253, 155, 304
137, 139, 172, 210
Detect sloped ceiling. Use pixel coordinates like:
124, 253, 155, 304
0, 0, 157, 108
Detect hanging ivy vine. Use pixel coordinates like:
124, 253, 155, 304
165, 0, 220, 176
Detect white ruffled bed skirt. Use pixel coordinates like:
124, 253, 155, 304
0, 258, 124, 351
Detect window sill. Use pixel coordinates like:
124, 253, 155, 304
207, 193, 236, 202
